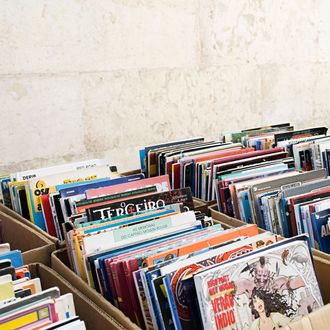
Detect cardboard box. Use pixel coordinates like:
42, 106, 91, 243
209, 205, 330, 305
0, 210, 56, 266
283, 304, 330, 330
51, 249, 140, 330
0, 203, 60, 247
191, 197, 216, 215
52, 245, 330, 330
192, 197, 208, 215
311, 250, 330, 305
29, 263, 133, 330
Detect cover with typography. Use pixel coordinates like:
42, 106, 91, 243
193, 235, 323, 330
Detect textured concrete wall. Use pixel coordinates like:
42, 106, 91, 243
1, 0, 330, 173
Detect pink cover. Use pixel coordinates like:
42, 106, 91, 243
85, 175, 171, 199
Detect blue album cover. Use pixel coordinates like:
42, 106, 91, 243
147, 270, 166, 330
59, 174, 144, 198
240, 190, 252, 223
0, 250, 23, 268
1, 177, 12, 209
163, 275, 182, 330
312, 208, 330, 253
279, 197, 291, 238
139, 148, 146, 174
57, 178, 110, 197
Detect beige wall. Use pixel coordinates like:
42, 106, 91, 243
1, 0, 330, 173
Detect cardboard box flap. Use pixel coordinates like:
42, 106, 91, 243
283, 304, 330, 330
29, 263, 128, 330
51, 249, 140, 330
0, 211, 56, 266
22, 244, 55, 266
313, 255, 330, 305
0, 211, 55, 249
0, 203, 59, 246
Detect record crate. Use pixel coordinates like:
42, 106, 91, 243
51, 249, 140, 330
51, 240, 330, 330
209, 204, 330, 305
0, 209, 56, 266
29, 262, 135, 330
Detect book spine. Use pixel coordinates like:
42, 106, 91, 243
163, 275, 182, 330
133, 271, 149, 329
105, 259, 118, 308
123, 260, 145, 329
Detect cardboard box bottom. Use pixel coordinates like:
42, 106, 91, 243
29, 263, 129, 330
51, 249, 140, 330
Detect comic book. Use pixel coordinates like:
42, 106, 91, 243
85, 175, 171, 199
76, 186, 158, 217
25, 165, 112, 230
59, 174, 145, 219
193, 235, 323, 330
86, 187, 194, 221
159, 233, 279, 330
10, 159, 110, 182
312, 208, 330, 253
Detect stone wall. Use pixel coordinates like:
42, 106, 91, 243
1, 0, 329, 172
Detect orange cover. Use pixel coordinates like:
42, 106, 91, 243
145, 224, 259, 266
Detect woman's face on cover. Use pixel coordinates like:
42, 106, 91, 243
253, 296, 265, 314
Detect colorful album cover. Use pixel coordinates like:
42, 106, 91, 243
194, 235, 323, 330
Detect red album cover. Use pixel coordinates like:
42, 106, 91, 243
86, 175, 171, 199
209, 148, 285, 195
110, 260, 137, 324
172, 163, 181, 189
123, 259, 145, 328
105, 258, 119, 309
40, 194, 57, 237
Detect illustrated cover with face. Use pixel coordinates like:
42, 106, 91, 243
194, 235, 323, 330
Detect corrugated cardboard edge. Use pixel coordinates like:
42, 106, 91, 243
193, 197, 216, 216
23, 244, 55, 266
194, 197, 216, 207
283, 304, 330, 330
0, 203, 60, 246
192, 197, 208, 215
209, 205, 330, 305
51, 249, 141, 330
29, 263, 129, 330
0, 210, 56, 266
